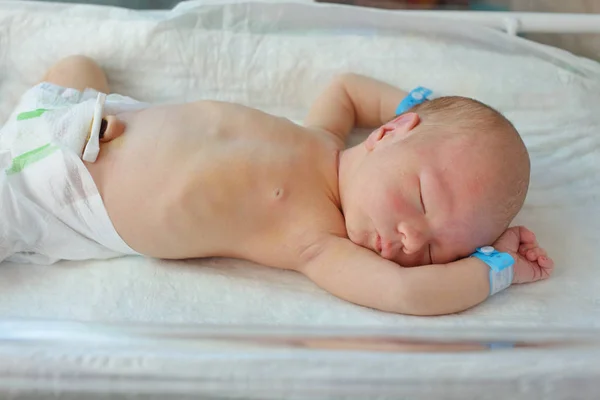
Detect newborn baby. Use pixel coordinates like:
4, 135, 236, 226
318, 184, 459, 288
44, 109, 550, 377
0, 56, 554, 315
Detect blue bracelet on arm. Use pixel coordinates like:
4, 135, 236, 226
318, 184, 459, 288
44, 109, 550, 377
471, 246, 515, 296
395, 86, 433, 115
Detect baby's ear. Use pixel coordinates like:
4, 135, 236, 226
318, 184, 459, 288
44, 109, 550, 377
99, 115, 125, 142
365, 113, 420, 151
385, 112, 420, 137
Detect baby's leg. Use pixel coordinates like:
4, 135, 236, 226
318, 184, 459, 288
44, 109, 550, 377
42, 56, 124, 142
41, 55, 110, 93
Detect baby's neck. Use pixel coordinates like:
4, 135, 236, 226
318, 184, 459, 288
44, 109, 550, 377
337, 145, 364, 211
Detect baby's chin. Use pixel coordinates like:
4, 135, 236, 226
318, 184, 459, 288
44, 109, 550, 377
346, 230, 368, 250
344, 226, 376, 254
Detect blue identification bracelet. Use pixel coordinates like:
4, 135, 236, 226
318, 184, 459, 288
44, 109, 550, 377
471, 246, 515, 296
395, 86, 433, 115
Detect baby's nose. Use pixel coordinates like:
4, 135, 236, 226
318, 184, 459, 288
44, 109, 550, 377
402, 236, 426, 255
397, 223, 429, 254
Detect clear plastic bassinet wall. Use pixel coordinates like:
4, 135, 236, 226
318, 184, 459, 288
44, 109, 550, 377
1, 0, 600, 399
2, 321, 600, 399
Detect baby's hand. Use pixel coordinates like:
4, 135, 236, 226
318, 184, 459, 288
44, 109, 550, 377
492, 226, 554, 284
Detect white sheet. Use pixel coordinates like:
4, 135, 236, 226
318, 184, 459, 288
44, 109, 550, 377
1, 0, 600, 332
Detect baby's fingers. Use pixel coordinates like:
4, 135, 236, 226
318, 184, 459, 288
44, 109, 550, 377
526, 247, 547, 262
519, 243, 537, 256
518, 226, 538, 244
538, 255, 554, 278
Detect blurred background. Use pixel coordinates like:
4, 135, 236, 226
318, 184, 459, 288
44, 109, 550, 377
24, 0, 600, 60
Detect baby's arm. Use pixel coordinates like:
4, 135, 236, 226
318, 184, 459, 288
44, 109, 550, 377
300, 236, 489, 315
299, 227, 553, 316
305, 73, 408, 143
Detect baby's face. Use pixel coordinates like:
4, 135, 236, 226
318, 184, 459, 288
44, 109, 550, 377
344, 126, 498, 267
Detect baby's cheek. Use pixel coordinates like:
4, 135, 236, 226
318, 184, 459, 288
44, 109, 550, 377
385, 187, 406, 211
389, 190, 420, 222
464, 178, 486, 199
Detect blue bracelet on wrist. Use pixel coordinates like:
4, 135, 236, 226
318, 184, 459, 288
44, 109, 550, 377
471, 246, 515, 296
395, 86, 433, 115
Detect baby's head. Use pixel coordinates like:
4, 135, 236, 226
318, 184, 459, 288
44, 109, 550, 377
338, 96, 529, 267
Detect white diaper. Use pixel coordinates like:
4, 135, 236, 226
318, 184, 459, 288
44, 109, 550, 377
0, 83, 148, 264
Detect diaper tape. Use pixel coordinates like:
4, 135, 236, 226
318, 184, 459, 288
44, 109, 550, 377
82, 93, 106, 163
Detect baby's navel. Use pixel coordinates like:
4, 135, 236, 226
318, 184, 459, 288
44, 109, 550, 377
273, 188, 284, 199
267, 186, 288, 205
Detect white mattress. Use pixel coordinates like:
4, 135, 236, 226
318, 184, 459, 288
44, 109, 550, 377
1, 0, 600, 333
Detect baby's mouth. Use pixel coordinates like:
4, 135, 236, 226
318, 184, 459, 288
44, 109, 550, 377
381, 238, 401, 261
374, 233, 382, 254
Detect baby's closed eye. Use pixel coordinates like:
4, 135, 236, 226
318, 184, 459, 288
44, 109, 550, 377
418, 179, 427, 214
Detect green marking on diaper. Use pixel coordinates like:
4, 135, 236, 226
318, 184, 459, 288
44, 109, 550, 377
16, 108, 49, 121
6, 143, 59, 175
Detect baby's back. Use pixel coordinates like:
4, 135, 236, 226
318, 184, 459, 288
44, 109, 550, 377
86, 101, 345, 268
